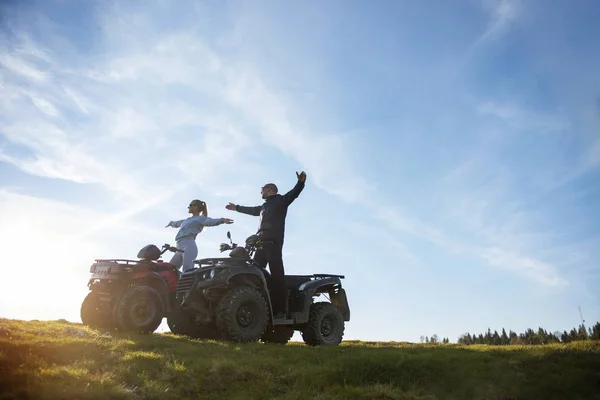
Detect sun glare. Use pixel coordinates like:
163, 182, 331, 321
0, 219, 101, 323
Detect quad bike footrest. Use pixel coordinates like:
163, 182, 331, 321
273, 318, 294, 326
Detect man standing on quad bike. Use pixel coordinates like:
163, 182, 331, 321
225, 171, 306, 320
166, 199, 233, 272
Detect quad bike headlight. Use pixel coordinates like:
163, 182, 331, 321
201, 268, 218, 280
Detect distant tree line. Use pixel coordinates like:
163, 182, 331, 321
419, 334, 450, 344
456, 321, 600, 345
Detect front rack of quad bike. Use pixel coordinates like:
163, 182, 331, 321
89, 259, 155, 273
192, 257, 254, 267
93, 259, 144, 264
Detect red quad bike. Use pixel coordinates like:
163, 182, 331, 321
80, 243, 182, 334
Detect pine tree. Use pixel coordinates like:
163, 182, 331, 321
501, 328, 509, 345
538, 327, 547, 344
591, 322, 600, 340
485, 328, 492, 344
578, 324, 588, 340
492, 330, 500, 345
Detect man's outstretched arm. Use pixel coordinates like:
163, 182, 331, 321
282, 171, 306, 205
226, 202, 261, 216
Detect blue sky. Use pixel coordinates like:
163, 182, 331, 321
1, 0, 599, 342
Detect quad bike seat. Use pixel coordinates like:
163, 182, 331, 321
284, 275, 313, 290
259, 271, 312, 289
258, 270, 313, 307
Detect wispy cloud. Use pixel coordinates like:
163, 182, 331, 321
374, 199, 569, 287
477, 102, 569, 133
0, 25, 254, 202
222, 66, 375, 203
586, 139, 600, 169
479, 0, 520, 43
0, 53, 49, 83
202, 16, 572, 288
447, 0, 522, 85
480, 247, 567, 287
0, 0, 594, 297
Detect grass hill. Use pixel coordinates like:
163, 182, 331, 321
1, 318, 599, 400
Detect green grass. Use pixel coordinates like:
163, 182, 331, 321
1, 319, 599, 400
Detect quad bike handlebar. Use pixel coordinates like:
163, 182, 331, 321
161, 244, 183, 254
218, 231, 274, 259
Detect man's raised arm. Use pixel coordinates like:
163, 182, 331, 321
226, 202, 261, 216
282, 171, 306, 205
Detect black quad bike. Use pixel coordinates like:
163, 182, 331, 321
167, 232, 350, 346
80, 243, 182, 334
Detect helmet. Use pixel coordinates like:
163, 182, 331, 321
137, 244, 161, 260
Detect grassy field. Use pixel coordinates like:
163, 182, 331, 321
1, 318, 599, 400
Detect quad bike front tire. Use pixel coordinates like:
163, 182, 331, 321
167, 310, 220, 340
114, 286, 164, 334
215, 286, 269, 343
261, 326, 295, 345
166, 310, 194, 335
80, 292, 115, 331
301, 302, 345, 346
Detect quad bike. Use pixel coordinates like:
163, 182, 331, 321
167, 231, 350, 346
80, 243, 182, 334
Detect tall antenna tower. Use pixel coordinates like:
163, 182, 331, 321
578, 306, 588, 339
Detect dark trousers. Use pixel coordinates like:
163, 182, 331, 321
253, 240, 286, 314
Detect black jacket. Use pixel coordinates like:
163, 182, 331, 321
235, 180, 305, 245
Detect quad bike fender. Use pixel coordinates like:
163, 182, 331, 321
225, 271, 274, 316
294, 278, 350, 323
329, 287, 350, 321
131, 272, 171, 311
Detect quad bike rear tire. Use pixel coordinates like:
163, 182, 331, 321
115, 286, 164, 334
261, 326, 295, 344
80, 292, 115, 331
301, 302, 345, 346
215, 286, 268, 343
